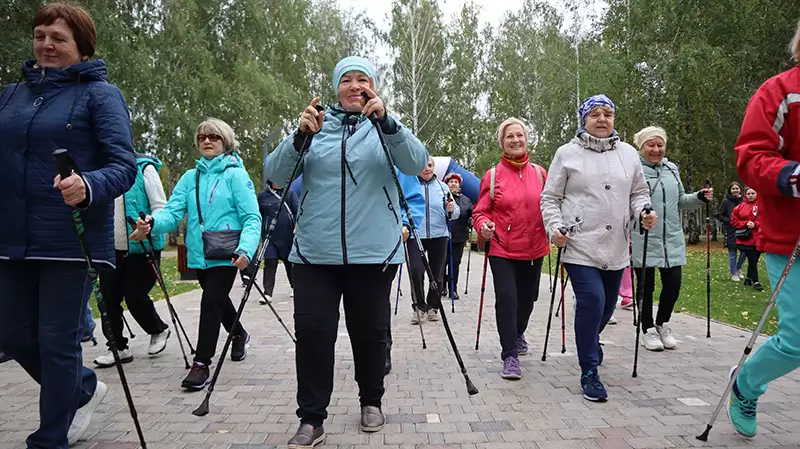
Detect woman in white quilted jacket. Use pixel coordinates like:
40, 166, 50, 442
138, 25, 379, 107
540, 94, 657, 403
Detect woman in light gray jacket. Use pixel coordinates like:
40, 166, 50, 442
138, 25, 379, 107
541, 94, 657, 403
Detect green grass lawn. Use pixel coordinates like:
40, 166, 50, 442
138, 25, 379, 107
542, 242, 778, 335
88, 256, 200, 318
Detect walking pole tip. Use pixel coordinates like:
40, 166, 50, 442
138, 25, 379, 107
696, 425, 712, 441
466, 377, 479, 395
192, 396, 210, 417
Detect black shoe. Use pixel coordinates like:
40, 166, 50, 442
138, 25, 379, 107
453, 291, 460, 300
287, 423, 325, 448
231, 331, 250, 362
754, 282, 764, 292
0, 352, 11, 364
384, 346, 392, 375
744, 278, 753, 287
182, 362, 210, 390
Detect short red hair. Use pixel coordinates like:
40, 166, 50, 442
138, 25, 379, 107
33, 2, 97, 58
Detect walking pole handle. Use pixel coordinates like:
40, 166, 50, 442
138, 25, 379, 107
53, 149, 74, 180
639, 204, 653, 235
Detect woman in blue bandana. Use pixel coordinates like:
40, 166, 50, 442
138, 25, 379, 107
541, 94, 657, 403
265, 56, 428, 448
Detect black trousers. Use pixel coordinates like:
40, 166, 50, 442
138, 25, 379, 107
195, 266, 246, 365
489, 256, 543, 359
98, 251, 167, 351
445, 240, 467, 293
633, 266, 682, 331
738, 244, 762, 283
407, 237, 448, 312
293, 263, 397, 427
262, 258, 293, 296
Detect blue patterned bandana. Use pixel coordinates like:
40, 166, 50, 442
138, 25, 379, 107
578, 94, 616, 127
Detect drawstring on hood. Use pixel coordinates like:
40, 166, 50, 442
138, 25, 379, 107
573, 131, 626, 188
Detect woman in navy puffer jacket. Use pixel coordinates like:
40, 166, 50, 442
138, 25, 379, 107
0, 4, 136, 449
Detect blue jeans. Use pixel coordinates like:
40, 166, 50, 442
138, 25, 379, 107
82, 302, 96, 338
564, 263, 624, 373
728, 247, 747, 275
0, 260, 98, 449
737, 253, 800, 399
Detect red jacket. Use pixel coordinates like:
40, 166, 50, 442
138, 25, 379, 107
472, 158, 550, 260
734, 65, 800, 255
730, 199, 760, 247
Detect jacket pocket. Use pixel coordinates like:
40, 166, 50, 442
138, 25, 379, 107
382, 186, 399, 224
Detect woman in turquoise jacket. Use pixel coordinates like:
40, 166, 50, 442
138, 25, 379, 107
132, 118, 261, 390
631, 127, 712, 352
265, 56, 428, 448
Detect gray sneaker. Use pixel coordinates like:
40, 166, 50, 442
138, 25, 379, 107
67, 381, 108, 445
515, 334, 528, 355
427, 309, 440, 322
148, 328, 170, 355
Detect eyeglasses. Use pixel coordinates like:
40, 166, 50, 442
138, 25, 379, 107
197, 134, 222, 143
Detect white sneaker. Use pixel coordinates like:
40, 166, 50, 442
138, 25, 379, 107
656, 324, 677, 349
148, 328, 170, 355
732, 273, 741, 282
643, 328, 665, 351
67, 381, 108, 445
259, 294, 271, 305
607, 315, 618, 325
427, 309, 440, 322
93, 348, 133, 367
411, 311, 426, 325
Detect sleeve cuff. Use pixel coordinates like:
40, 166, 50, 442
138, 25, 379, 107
379, 115, 399, 135
780, 161, 800, 198
77, 176, 93, 210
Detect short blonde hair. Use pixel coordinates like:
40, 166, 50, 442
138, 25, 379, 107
196, 118, 238, 153
497, 117, 530, 149
791, 19, 800, 62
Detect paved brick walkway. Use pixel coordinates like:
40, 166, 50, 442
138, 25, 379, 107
1, 251, 799, 449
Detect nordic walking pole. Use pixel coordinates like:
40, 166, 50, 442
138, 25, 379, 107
126, 216, 192, 369
192, 105, 324, 417
394, 263, 403, 315
555, 273, 569, 317
560, 264, 567, 354
474, 240, 490, 350
362, 92, 478, 395
447, 221, 456, 313
136, 212, 195, 352
548, 249, 553, 293
122, 312, 136, 339
633, 205, 653, 378
705, 177, 712, 338
404, 243, 427, 349
542, 229, 567, 361
252, 282, 296, 343
697, 236, 800, 442
464, 228, 472, 294
53, 149, 148, 449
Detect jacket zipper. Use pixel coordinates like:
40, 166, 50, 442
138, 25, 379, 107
660, 171, 669, 268
382, 186, 398, 224
209, 179, 221, 205
340, 121, 349, 264
424, 182, 430, 238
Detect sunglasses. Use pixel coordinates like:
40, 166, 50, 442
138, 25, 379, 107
197, 134, 222, 144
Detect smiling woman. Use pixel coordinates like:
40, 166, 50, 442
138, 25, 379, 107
0, 3, 137, 449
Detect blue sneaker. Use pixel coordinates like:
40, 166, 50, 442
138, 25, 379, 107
728, 367, 758, 437
580, 370, 608, 402
516, 334, 529, 356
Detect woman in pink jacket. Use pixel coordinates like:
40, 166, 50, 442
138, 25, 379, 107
473, 118, 550, 380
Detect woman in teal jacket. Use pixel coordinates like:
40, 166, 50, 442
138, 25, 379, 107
631, 127, 712, 352
132, 118, 261, 390
265, 56, 428, 448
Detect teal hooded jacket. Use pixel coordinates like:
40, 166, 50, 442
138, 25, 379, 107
265, 106, 428, 265
151, 152, 262, 269
631, 155, 706, 268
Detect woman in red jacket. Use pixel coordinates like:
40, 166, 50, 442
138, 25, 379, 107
730, 188, 763, 291
473, 117, 550, 380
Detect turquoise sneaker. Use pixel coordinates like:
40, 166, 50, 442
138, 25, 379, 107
728, 367, 758, 437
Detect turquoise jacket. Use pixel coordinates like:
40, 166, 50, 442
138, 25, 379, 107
632, 155, 706, 268
151, 152, 262, 269
125, 154, 166, 254
265, 106, 428, 265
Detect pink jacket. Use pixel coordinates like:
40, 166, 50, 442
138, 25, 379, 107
473, 158, 550, 261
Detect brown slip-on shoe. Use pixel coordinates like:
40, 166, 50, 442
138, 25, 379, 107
360, 405, 386, 432
287, 423, 325, 448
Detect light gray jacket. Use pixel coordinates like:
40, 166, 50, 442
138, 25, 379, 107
540, 133, 652, 271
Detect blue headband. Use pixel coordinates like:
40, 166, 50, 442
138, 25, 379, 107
332, 56, 377, 94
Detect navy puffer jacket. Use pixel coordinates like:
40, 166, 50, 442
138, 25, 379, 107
0, 60, 136, 267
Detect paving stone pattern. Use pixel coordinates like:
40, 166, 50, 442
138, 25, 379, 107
1, 251, 799, 449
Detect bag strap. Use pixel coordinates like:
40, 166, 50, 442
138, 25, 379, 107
195, 170, 204, 231
490, 162, 544, 205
